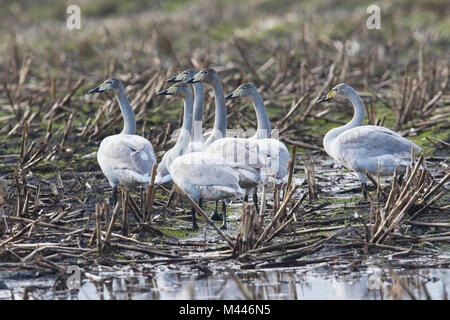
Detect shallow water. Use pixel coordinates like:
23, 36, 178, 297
77, 268, 449, 300
2, 266, 447, 300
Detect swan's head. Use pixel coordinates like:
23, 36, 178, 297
157, 82, 191, 98
88, 78, 123, 94
225, 83, 258, 100
317, 83, 351, 103
186, 68, 218, 84
166, 69, 197, 83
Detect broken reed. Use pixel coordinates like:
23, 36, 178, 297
233, 185, 300, 256
305, 159, 318, 202
368, 153, 449, 244
233, 203, 263, 256
234, 145, 314, 256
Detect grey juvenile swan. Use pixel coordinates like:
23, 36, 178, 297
186, 68, 230, 221
155, 82, 193, 185
187, 70, 265, 224
317, 83, 421, 199
167, 68, 205, 153
207, 83, 290, 211
187, 68, 227, 148
88, 79, 156, 206
223, 83, 290, 182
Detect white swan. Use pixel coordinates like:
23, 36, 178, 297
155, 82, 193, 185
88, 79, 156, 206
317, 83, 421, 199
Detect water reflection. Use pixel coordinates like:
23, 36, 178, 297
75, 268, 449, 300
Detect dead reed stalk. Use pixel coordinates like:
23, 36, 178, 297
369, 153, 446, 244
144, 164, 158, 221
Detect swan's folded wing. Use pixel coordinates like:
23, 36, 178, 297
205, 138, 267, 169
128, 140, 156, 176
171, 153, 241, 188
206, 137, 290, 180
335, 126, 420, 158
256, 139, 290, 179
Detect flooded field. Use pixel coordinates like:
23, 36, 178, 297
1, 263, 449, 300
1, 137, 448, 302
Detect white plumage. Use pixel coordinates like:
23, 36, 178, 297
170, 152, 246, 201
205, 137, 289, 186
169, 151, 259, 229
98, 134, 156, 189
318, 83, 421, 198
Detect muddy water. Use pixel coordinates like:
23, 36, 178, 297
1, 266, 448, 300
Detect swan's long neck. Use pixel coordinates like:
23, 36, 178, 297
180, 92, 194, 138
116, 89, 136, 135
323, 88, 365, 152
191, 82, 204, 143
174, 92, 193, 153
211, 79, 227, 138
250, 91, 271, 139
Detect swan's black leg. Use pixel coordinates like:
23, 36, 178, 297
112, 187, 118, 208
210, 200, 222, 220
198, 198, 203, 209
191, 206, 198, 230
398, 174, 404, 187
140, 187, 144, 207
253, 192, 260, 214
220, 201, 227, 230
244, 194, 249, 202
180, 199, 185, 213
361, 182, 368, 201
